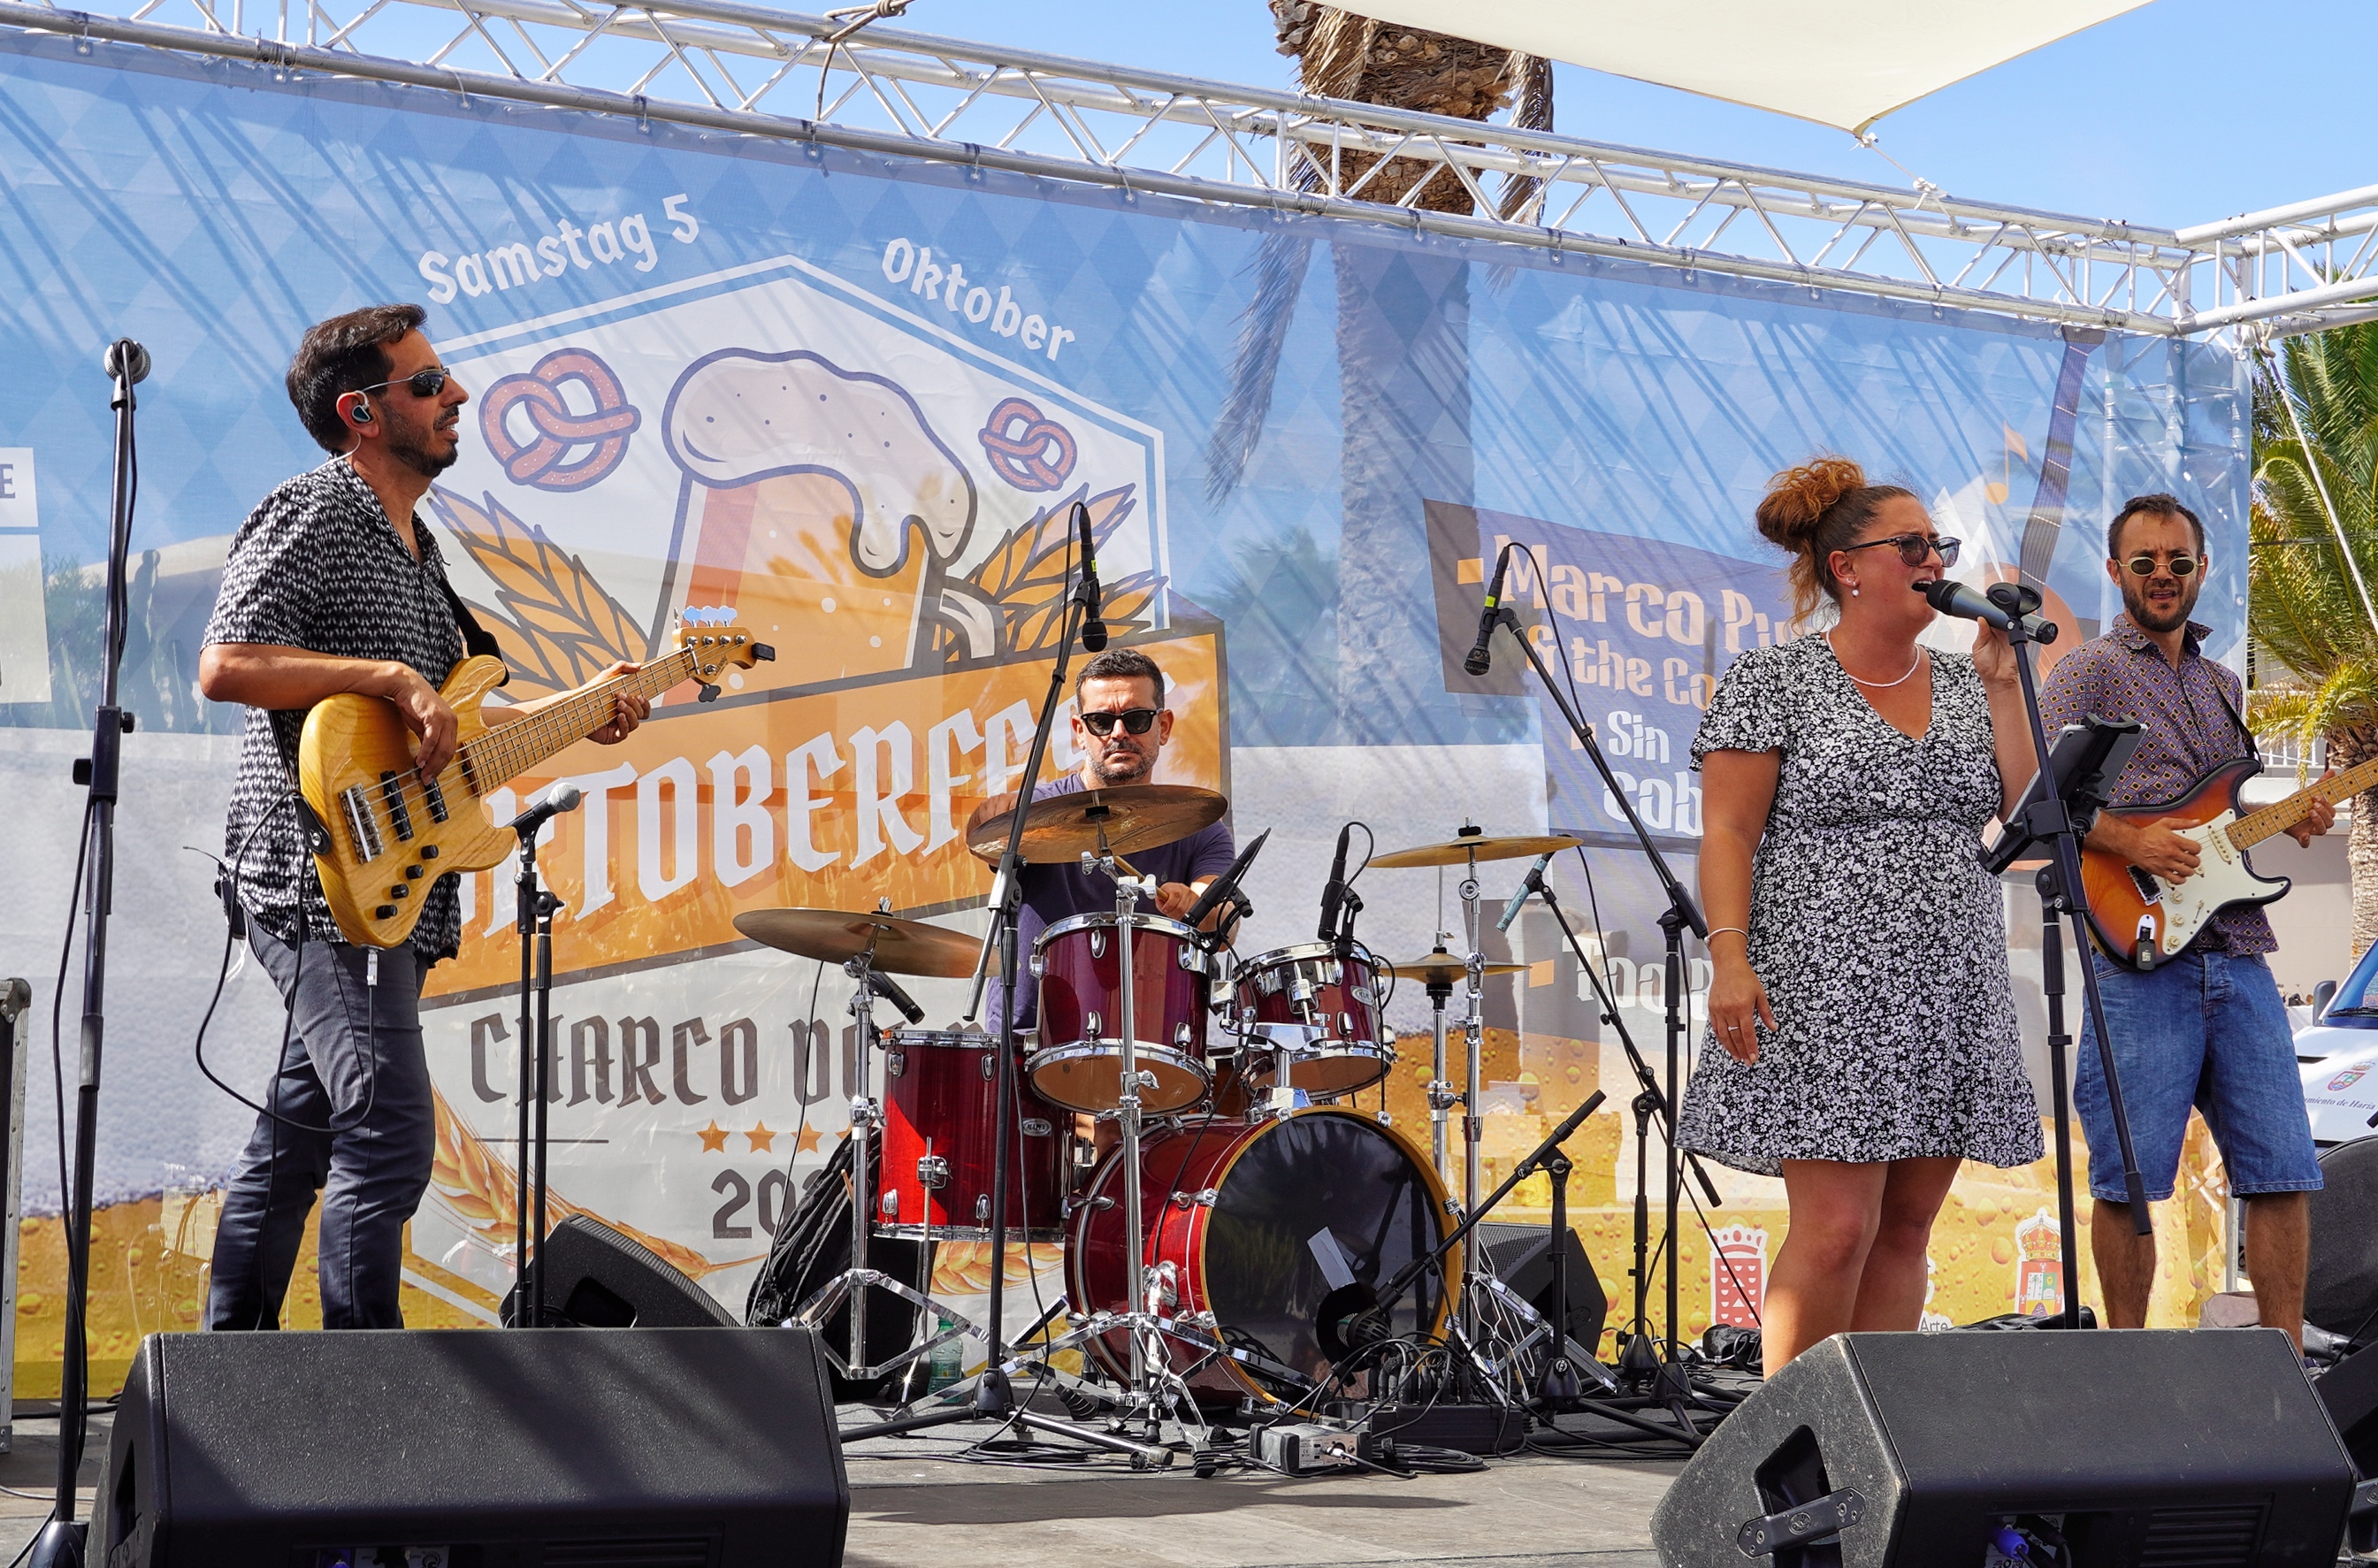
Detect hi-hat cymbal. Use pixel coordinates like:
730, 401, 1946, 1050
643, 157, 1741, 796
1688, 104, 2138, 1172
733, 907, 993, 978
966, 784, 1227, 865
1369, 831, 1582, 868
1380, 950, 1529, 985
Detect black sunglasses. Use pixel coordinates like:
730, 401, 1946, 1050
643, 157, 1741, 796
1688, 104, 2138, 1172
356, 366, 455, 400
1080, 707, 1160, 737
1843, 532, 1962, 568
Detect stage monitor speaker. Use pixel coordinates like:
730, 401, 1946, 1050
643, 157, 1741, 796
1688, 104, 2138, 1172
2309, 1137, 2378, 1344
95, 1326, 848, 1568
504, 1213, 740, 1328
2319, 1340, 2378, 1479
1651, 1328, 2353, 1567
1473, 1220, 1606, 1352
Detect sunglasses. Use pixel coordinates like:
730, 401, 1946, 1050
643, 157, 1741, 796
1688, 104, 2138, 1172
1080, 707, 1160, 737
2123, 553, 2199, 578
356, 366, 456, 400
1843, 532, 1962, 568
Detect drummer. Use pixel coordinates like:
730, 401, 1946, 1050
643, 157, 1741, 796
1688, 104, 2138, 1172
993, 647, 1237, 1045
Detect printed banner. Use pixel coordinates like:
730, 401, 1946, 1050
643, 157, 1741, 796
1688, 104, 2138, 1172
0, 28, 2252, 1394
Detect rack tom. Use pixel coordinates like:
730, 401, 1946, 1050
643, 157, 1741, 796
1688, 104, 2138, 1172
1232, 942, 1393, 1098
1029, 912, 1215, 1114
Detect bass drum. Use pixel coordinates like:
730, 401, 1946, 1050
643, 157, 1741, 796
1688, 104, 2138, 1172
1065, 1108, 1458, 1406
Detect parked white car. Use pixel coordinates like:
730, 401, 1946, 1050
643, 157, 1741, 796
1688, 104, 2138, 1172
2296, 943, 2378, 1145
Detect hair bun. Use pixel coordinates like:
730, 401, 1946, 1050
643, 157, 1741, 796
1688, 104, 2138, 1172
1755, 456, 1868, 552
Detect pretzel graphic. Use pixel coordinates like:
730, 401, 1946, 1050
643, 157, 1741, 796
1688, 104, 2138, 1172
976, 396, 1077, 492
480, 348, 644, 492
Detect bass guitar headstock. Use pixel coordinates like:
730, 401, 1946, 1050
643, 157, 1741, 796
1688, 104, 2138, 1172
677, 607, 775, 701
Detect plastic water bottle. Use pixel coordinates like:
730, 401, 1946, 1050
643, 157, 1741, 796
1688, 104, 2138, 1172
928, 1313, 962, 1391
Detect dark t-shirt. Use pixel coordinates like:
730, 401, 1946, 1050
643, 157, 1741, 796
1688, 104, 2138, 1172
991, 772, 1235, 1033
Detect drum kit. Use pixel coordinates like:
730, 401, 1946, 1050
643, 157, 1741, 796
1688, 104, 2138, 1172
737, 784, 1591, 1437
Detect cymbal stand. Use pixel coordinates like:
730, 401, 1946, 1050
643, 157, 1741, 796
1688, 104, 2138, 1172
1457, 843, 1487, 1335
795, 951, 983, 1385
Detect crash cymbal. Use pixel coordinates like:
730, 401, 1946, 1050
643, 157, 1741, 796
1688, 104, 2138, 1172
1380, 950, 1528, 985
965, 784, 1227, 865
733, 907, 993, 978
1368, 830, 1582, 869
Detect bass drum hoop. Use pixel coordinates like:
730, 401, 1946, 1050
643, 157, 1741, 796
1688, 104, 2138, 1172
1066, 1106, 1462, 1405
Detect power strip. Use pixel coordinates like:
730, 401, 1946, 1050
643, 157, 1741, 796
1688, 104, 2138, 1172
1254, 1422, 1368, 1475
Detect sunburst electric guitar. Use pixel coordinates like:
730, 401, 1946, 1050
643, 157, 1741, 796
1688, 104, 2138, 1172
298, 616, 773, 948
2079, 754, 2378, 970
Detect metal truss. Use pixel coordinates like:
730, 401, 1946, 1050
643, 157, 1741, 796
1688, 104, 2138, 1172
4, 0, 2375, 340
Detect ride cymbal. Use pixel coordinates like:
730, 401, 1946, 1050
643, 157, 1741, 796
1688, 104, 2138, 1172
965, 784, 1227, 865
732, 907, 992, 978
1368, 831, 1582, 868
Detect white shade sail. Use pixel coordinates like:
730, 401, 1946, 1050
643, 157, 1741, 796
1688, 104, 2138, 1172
1329, 0, 2155, 134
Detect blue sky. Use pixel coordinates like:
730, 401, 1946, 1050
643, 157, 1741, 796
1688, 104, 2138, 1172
905, 0, 2372, 232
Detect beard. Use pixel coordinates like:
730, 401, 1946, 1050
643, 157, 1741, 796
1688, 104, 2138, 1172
1088, 743, 1154, 785
2122, 573, 2200, 636
388, 422, 460, 480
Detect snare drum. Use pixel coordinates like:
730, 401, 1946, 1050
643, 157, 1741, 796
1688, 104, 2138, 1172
878, 1029, 1069, 1239
1029, 912, 1215, 1114
1232, 942, 1394, 1098
1066, 1107, 1458, 1405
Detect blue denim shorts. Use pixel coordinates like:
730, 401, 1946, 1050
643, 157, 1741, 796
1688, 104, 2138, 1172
2073, 949, 2322, 1204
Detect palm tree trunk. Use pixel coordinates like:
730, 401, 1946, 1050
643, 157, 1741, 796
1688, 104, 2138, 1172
2331, 725, 2378, 956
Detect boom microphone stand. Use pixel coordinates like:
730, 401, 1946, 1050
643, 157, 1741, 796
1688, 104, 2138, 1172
844, 505, 1162, 1464
501, 784, 578, 1327
1472, 562, 1716, 1397
32, 339, 148, 1568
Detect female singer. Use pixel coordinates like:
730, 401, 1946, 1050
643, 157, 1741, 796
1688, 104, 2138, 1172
1678, 456, 2043, 1373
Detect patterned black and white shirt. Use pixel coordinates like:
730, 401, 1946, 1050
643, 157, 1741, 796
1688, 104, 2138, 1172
204, 458, 466, 960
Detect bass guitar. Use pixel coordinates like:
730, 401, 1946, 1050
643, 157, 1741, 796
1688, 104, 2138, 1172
298, 616, 772, 948
2079, 753, 2375, 969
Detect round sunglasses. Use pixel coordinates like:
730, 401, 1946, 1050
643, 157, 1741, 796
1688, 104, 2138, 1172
2123, 553, 2199, 577
1080, 707, 1161, 737
1842, 532, 1962, 568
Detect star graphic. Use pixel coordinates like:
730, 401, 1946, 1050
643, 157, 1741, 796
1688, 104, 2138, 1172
796, 1125, 822, 1154
697, 1121, 729, 1153
746, 1122, 777, 1153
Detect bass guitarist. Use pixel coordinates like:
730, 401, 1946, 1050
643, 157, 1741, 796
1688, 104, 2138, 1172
2039, 493, 2325, 1352
198, 304, 649, 1331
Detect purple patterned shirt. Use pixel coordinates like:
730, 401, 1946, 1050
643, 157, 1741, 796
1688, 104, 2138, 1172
2038, 612, 2271, 955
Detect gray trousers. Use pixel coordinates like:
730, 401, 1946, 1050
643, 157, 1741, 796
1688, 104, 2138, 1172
204, 925, 435, 1330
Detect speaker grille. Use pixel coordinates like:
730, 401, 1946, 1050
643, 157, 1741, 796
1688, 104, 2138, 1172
542, 1537, 717, 1566
2138, 1503, 2266, 1567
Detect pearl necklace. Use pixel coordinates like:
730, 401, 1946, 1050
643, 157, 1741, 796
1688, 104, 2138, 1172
1826, 632, 1925, 689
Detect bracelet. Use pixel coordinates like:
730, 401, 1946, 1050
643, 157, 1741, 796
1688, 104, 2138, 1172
1706, 927, 1750, 947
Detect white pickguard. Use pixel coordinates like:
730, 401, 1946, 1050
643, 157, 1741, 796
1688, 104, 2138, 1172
2127, 810, 2282, 958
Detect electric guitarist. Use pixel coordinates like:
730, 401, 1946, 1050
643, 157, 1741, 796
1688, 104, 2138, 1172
198, 304, 651, 1333
2038, 493, 2326, 1352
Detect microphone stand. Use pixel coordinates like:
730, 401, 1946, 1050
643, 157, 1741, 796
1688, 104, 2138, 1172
34, 340, 146, 1568
504, 810, 566, 1327
1976, 588, 2155, 1315
1479, 603, 1713, 1398
844, 529, 1164, 1465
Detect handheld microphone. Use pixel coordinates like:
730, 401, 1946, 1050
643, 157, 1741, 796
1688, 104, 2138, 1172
505, 781, 584, 837
1463, 544, 1514, 677
1916, 578, 2058, 644
102, 339, 151, 386
1496, 852, 1552, 934
1075, 501, 1108, 653
1317, 822, 1352, 943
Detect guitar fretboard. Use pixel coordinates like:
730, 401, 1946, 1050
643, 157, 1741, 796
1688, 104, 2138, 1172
2227, 753, 2378, 849
459, 648, 698, 792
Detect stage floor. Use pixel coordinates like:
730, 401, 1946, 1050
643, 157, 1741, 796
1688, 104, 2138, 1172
0, 1406, 1678, 1567
839, 1412, 1677, 1568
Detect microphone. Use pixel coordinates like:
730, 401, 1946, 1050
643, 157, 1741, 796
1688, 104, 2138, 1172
1916, 578, 2058, 644
1074, 501, 1108, 653
102, 339, 151, 386
1463, 543, 1514, 677
867, 968, 927, 1026
1182, 828, 1270, 932
1317, 822, 1352, 944
1496, 852, 1552, 934
505, 782, 583, 837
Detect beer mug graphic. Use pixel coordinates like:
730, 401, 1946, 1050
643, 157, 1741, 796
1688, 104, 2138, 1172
662, 348, 979, 688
